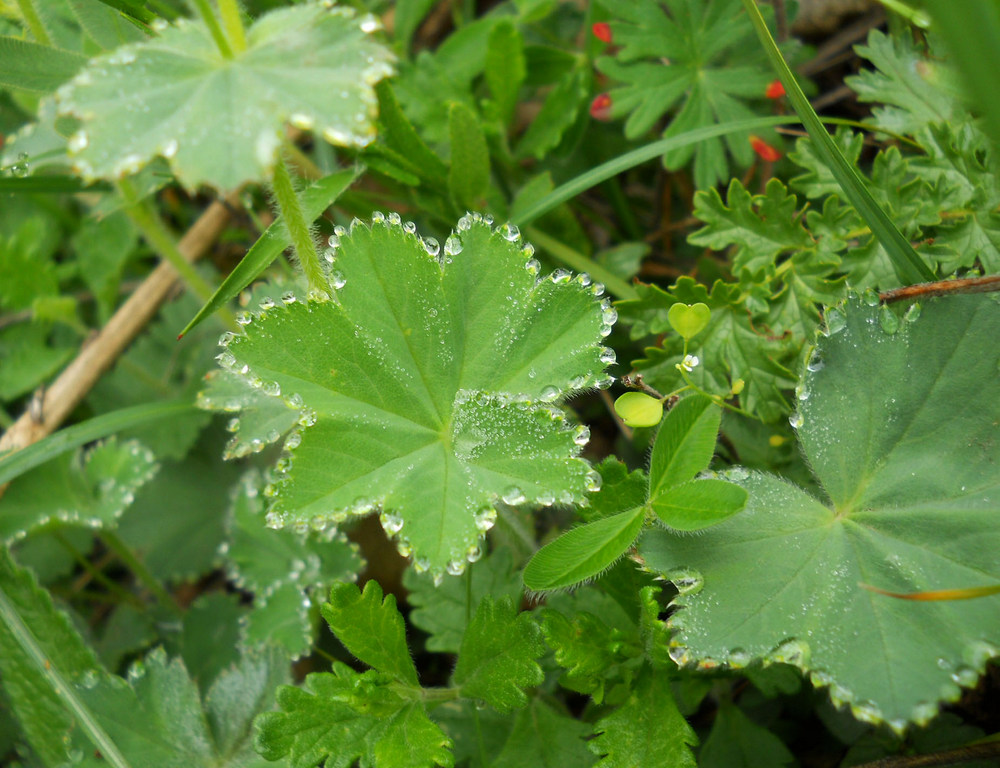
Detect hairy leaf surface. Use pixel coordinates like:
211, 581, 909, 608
641, 295, 1000, 728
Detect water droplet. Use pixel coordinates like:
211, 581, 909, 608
413, 557, 431, 573
670, 569, 704, 595
525, 258, 540, 275
668, 645, 690, 667
359, 13, 381, 32
285, 393, 304, 409
444, 235, 463, 256
550, 269, 572, 284
794, 383, 809, 402
446, 559, 466, 575
218, 331, 236, 347
789, 411, 804, 429
537, 490, 555, 506
308, 288, 331, 302
11, 152, 29, 177
576, 273, 592, 287
502, 486, 526, 505
388, 212, 402, 226
236, 312, 252, 325
262, 380, 281, 397
539, 385, 560, 402
591, 283, 605, 297
501, 222, 520, 241
372, 211, 386, 224
403, 220, 416, 234
573, 425, 591, 446
226, 417, 240, 433
396, 539, 412, 557
904, 302, 921, 323
879, 304, 900, 334
806, 352, 824, 372
330, 270, 347, 289
216, 351, 237, 369
68, 131, 88, 152
81, 669, 100, 689
422, 237, 440, 256
298, 410, 317, 427
380, 512, 404, 534
599, 347, 617, 366
327, 234, 341, 248
599, 324, 613, 338
824, 308, 846, 335
912, 701, 938, 724
281, 292, 297, 304
474, 508, 496, 531
585, 469, 602, 492
466, 544, 483, 562
726, 466, 750, 482
127, 661, 146, 681
862, 288, 880, 307
602, 306, 619, 325
483, 214, 494, 226
594, 374, 614, 389
457, 214, 473, 231
334, 224, 347, 237
772, 639, 810, 666
727, 648, 751, 667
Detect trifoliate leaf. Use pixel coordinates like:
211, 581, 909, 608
322, 581, 418, 686
492, 698, 596, 768
590, 669, 698, 767
404, 546, 522, 653
452, 596, 545, 713
56, 2, 395, 190
641, 294, 1000, 729
73, 646, 289, 768
255, 664, 454, 768
218, 215, 610, 575
0, 437, 158, 544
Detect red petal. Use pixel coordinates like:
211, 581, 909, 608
589, 93, 613, 121
765, 79, 785, 99
592, 22, 612, 44
750, 135, 781, 162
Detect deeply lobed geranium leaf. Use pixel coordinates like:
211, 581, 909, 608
218, 215, 611, 574
641, 294, 1000, 729
55, 2, 394, 191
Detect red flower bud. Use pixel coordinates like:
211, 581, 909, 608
765, 79, 785, 99
750, 135, 781, 162
590, 93, 613, 121
592, 22, 612, 44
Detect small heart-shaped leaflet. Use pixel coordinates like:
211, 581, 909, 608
667, 302, 711, 341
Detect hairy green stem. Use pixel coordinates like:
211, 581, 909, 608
271, 155, 328, 296
100, 530, 182, 618
15, 0, 50, 45
217, 0, 247, 54
0, 586, 132, 768
117, 179, 219, 307
189, 0, 234, 58
525, 226, 637, 301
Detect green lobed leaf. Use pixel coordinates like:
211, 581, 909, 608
404, 546, 522, 653
321, 581, 419, 686
73, 646, 290, 768
485, 20, 526, 126
491, 698, 596, 768
641, 294, 1000, 728
589, 669, 698, 767
523, 507, 645, 592
452, 596, 545, 713
219, 215, 610, 574
0, 546, 103, 766
0, 437, 158, 544
254, 664, 453, 768
540, 608, 639, 701
580, 457, 649, 523
648, 395, 719, 499
699, 700, 795, 768
56, 3, 394, 190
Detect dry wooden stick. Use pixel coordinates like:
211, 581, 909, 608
0, 196, 235, 458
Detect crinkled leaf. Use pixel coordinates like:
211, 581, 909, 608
641, 295, 1000, 728
322, 581, 418, 686
225, 470, 361, 594
540, 608, 638, 701
403, 546, 522, 653
220, 216, 609, 573
255, 664, 453, 768
198, 370, 302, 459
56, 3, 394, 190
523, 507, 645, 592
492, 698, 596, 768
0, 546, 101, 766
590, 670, 698, 767
0, 438, 158, 544
73, 646, 289, 768
580, 457, 649, 523
452, 596, 545, 713
699, 701, 794, 768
